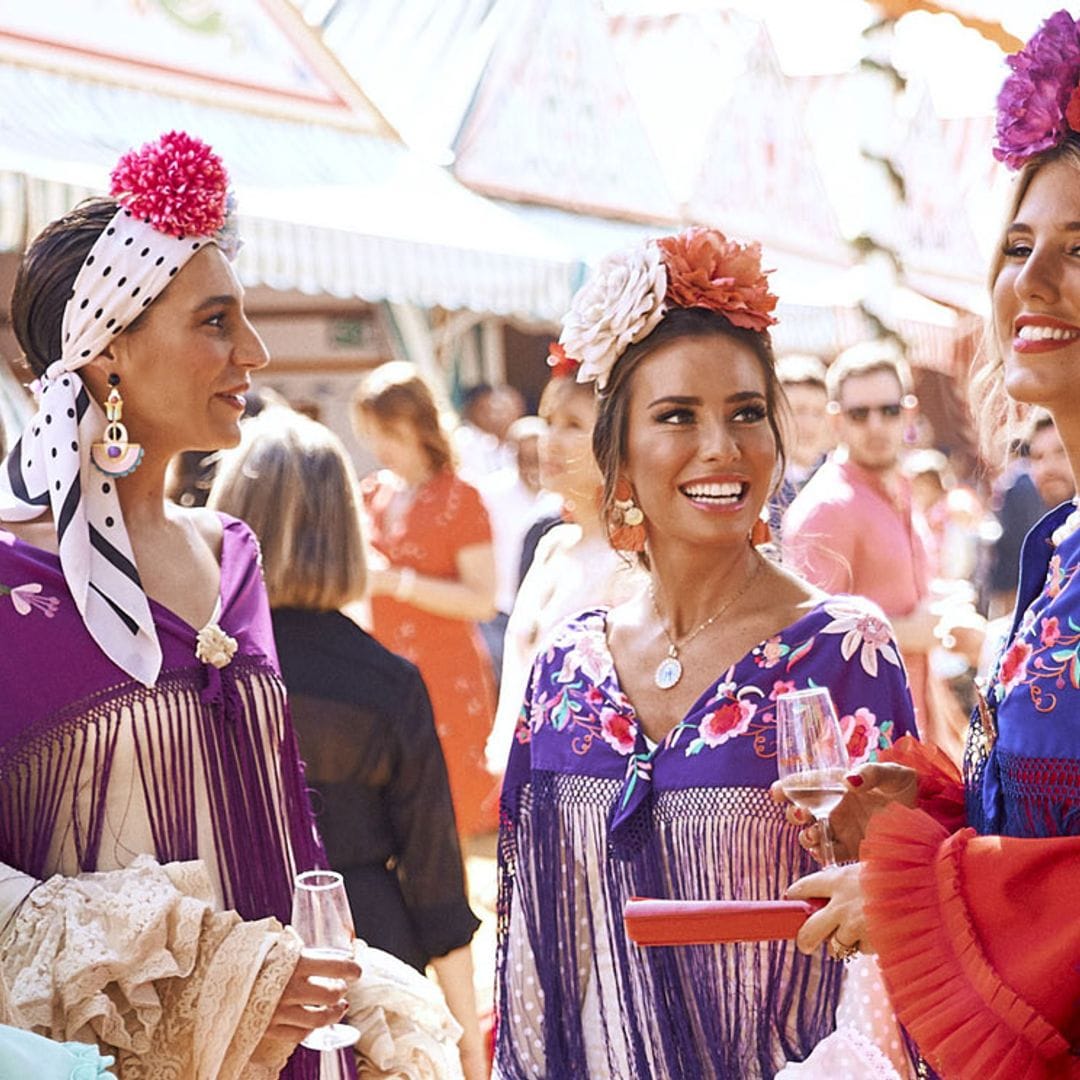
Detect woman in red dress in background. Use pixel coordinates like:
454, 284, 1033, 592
355, 362, 499, 837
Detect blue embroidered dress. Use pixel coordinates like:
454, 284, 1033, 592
970, 500, 1080, 836
495, 596, 918, 1080
854, 504, 1080, 1080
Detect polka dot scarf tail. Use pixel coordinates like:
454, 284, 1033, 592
0, 368, 163, 685
0, 215, 216, 687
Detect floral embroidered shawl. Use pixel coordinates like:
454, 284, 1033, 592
496, 595, 918, 1080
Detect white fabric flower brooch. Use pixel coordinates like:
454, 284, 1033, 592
195, 622, 238, 668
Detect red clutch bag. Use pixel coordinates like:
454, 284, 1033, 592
623, 897, 824, 946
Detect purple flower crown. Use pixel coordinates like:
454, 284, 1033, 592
994, 9, 1080, 170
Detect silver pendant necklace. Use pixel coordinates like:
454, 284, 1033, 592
650, 556, 762, 690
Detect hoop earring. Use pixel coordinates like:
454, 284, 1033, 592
609, 477, 646, 552
91, 373, 143, 477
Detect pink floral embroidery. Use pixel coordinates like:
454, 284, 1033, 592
840, 707, 880, 766
1041, 616, 1061, 648
698, 698, 756, 748
600, 708, 636, 755
999, 639, 1033, 693
821, 602, 900, 678
770, 679, 796, 701
1, 581, 60, 618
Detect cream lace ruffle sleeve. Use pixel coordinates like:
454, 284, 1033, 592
0, 855, 300, 1080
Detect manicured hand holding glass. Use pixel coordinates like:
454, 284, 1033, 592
770, 759, 918, 864
775, 688, 850, 867
253, 946, 362, 1063
289, 870, 363, 1051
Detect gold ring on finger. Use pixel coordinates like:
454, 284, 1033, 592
827, 935, 860, 963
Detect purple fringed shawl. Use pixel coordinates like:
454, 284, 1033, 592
0, 514, 328, 1079
495, 597, 918, 1080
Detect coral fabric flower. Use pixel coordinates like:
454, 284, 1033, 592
698, 698, 756, 748
994, 10, 1080, 170
1041, 616, 1061, 648
999, 639, 1033, 693
561, 243, 667, 389
657, 228, 777, 333
600, 708, 637, 755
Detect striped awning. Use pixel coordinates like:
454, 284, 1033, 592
0, 61, 580, 322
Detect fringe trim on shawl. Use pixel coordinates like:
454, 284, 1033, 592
495, 772, 842, 1080
0, 659, 328, 1080
861, 803, 1072, 1080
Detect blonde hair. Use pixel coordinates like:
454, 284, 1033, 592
352, 361, 454, 472
971, 141, 1080, 463
209, 407, 367, 610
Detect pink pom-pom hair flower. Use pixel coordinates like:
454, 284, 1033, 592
109, 130, 230, 238
993, 9, 1080, 170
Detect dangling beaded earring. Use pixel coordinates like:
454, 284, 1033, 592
609, 477, 646, 552
91, 373, 143, 477
750, 514, 772, 547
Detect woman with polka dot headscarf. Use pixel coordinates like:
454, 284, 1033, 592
0, 134, 460, 1078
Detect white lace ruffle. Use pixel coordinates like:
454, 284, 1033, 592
348, 940, 465, 1080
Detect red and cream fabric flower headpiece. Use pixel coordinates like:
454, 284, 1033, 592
559, 227, 778, 390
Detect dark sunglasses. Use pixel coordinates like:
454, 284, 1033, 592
843, 403, 903, 423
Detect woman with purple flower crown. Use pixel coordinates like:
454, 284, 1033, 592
781, 11, 1080, 1080
0, 133, 460, 1078
492, 226, 919, 1079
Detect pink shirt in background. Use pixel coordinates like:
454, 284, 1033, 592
782, 455, 932, 726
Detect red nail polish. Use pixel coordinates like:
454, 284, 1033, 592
846, 774, 863, 787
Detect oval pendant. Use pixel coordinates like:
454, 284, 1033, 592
655, 656, 683, 690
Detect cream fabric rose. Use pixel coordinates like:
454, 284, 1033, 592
560, 243, 667, 389
195, 623, 238, 669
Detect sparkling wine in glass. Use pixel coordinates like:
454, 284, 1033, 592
775, 687, 849, 867
291, 870, 360, 1052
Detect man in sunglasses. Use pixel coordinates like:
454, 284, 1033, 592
782, 342, 944, 745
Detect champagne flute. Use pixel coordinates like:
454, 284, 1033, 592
775, 687, 849, 867
291, 870, 360, 1052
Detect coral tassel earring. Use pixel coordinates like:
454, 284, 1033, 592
609, 478, 646, 552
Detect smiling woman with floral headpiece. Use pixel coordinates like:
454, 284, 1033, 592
0, 133, 463, 1079
493, 226, 918, 1079
781, 11, 1080, 1080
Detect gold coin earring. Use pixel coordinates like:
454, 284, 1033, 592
91, 373, 144, 477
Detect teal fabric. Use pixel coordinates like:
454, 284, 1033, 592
0, 1025, 114, 1078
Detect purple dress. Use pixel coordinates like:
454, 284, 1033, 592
0, 514, 326, 1079
495, 596, 918, 1080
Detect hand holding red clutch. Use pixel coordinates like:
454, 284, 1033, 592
623, 897, 825, 947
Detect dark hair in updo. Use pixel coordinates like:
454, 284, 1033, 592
10, 198, 119, 377
591, 307, 788, 561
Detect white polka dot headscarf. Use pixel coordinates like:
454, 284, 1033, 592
0, 131, 241, 686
